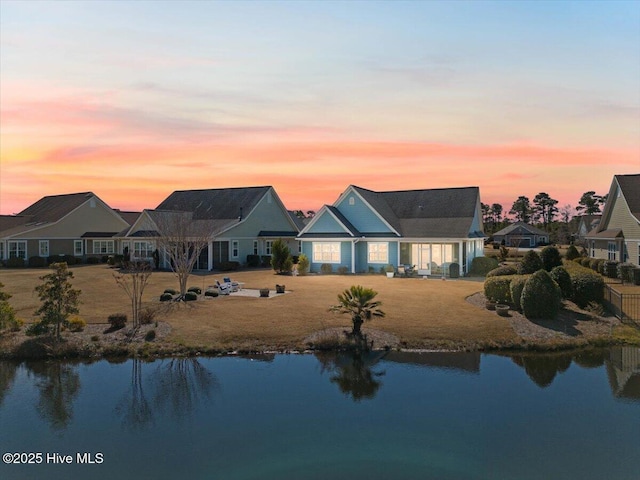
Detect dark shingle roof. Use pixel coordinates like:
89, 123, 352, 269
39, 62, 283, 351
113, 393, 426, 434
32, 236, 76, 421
115, 210, 142, 226
18, 192, 95, 223
156, 186, 270, 220
351, 185, 481, 238
616, 174, 640, 221
493, 221, 548, 236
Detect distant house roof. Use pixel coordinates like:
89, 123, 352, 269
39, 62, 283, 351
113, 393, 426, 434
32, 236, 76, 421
156, 186, 271, 220
287, 211, 308, 231
493, 221, 548, 236
115, 210, 142, 226
352, 185, 482, 238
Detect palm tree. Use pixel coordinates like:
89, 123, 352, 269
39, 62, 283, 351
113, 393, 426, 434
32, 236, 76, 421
330, 285, 385, 336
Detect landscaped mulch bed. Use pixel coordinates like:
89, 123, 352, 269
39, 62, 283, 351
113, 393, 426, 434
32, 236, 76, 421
466, 292, 620, 343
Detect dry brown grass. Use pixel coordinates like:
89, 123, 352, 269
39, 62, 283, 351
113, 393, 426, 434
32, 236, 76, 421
0, 264, 519, 351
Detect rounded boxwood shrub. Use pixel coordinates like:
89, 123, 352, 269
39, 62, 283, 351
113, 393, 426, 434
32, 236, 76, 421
204, 290, 219, 297
108, 313, 127, 329
184, 291, 198, 301
297, 254, 310, 276
579, 257, 592, 267
604, 261, 618, 278
160, 292, 173, 302
618, 263, 635, 283
320, 263, 333, 274
470, 257, 499, 276
486, 265, 518, 277
550, 266, 573, 299
517, 250, 543, 274
540, 246, 562, 272
5, 257, 25, 268
521, 270, 562, 320
187, 286, 202, 295
28, 256, 47, 268
483, 275, 515, 304
509, 275, 530, 312
164, 288, 177, 295
565, 245, 581, 261
86, 256, 100, 264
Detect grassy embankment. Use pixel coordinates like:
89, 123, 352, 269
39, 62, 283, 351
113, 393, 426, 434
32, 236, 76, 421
1, 263, 638, 357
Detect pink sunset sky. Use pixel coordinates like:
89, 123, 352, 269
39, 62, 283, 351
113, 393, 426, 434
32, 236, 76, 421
1, 1, 639, 216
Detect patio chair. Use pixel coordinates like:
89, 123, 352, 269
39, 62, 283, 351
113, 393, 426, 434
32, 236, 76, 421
223, 277, 240, 292
216, 280, 231, 295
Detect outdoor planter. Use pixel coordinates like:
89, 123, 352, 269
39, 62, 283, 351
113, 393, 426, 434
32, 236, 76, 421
495, 304, 510, 316
386, 272, 394, 278
485, 300, 496, 311
275, 284, 285, 294
259, 288, 270, 298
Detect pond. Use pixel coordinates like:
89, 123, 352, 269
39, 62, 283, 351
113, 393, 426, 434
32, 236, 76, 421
0, 348, 638, 480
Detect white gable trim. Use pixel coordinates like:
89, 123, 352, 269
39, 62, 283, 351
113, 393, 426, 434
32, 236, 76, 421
338, 185, 401, 236
298, 205, 354, 237
124, 210, 159, 237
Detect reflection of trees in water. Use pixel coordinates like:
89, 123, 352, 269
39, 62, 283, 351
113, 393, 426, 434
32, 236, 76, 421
116, 359, 153, 430
116, 358, 218, 430
0, 361, 18, 407
25, 361, 80, 430
153, 358, 218, 418
511, 353, 573, 388
316, 351, 386, 401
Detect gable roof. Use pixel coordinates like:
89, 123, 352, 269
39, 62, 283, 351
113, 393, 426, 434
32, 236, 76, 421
18, 192, 95, 224
493, 221, 548, 236
615, 174, 640, 222
352, 185, 482, 238
156, 186, 271, 220
115, 210, 142, 226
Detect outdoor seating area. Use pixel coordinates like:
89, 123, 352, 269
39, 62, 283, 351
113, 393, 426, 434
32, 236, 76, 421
397, 264, 416, 277
209, 278, 243, 295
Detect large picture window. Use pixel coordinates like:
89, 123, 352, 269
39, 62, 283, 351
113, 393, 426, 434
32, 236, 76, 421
93, 240, 114, 255
367, 242, 388, 264
133, 241, 154, 258
312, 242, 340, 263
8, 241, 26, 259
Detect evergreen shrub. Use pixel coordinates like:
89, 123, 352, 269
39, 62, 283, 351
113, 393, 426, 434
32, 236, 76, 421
509, 275, 530, 312
550, 266, 573, 299
521, 270, 562, 320
518, 250, 543, 274
484, 275, 515, 304
470, 257, 499, 276
486, 265, 518, 277
540, 246, 562, 271
565, 245, 581, 261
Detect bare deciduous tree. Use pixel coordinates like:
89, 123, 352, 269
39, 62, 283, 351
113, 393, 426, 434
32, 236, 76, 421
114, 261, 152, 329
146, 210, 214, 299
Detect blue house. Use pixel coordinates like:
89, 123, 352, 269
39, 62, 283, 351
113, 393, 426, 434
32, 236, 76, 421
297, 185, 485, 276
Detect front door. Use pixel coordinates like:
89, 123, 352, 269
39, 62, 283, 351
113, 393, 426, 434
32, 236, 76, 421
412, 244, 431, 275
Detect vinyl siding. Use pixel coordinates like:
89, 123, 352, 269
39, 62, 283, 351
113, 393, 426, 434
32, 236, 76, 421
336, 192, 393, 233
305, 210, 348, 234
223, 191, 296, 238
303, 240, 352, 273
607, 193, 640, 241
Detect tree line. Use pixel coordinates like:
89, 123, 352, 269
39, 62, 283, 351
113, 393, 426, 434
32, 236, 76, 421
482, 191, 608, 240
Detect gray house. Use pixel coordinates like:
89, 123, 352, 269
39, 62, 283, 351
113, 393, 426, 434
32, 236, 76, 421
297, 185, 485, 276
492, 222, 549, 247
122, 186, 300, 269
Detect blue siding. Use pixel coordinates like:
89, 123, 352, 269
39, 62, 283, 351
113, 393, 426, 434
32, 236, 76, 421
306, 210, 348, 234
336, 192, 392, 233
355, 241, 399, 273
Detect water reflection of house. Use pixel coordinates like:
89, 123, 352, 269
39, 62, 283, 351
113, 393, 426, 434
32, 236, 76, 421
606, 347, 640, 401
383, 351, 481, 374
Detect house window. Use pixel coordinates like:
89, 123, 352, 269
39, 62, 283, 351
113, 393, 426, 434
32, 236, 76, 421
0, 242, 4, 260
39, 240, 49, 257
253, 241, 258, 255
313, 242, 340, 263
590, 241, 595, 258
93, 240, 114, 255
349, 196, 355, 205
638, 243, 640, 266
298, 241, 302, 254
265, 241, 273, 255
74, 240, 83, 256
133, 241, 154, 258
368, 242, 388, 264
607, 242, 617, 261
231, 240, 239, 258
8, 241, 27, 259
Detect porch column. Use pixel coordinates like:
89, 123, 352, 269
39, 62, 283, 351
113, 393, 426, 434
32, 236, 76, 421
351, 241, 356, 274
458, 241, 463, 275
208, 241, 213, 270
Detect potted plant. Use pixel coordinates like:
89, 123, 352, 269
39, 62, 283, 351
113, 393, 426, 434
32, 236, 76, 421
495, 304, 510, 316
485, 299, 497, 310
275, 284, 285, 294
384, 265, 395, 278
259, 288, 270, 298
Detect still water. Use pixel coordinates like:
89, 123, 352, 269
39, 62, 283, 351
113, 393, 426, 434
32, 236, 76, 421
0, 348, 638, 480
